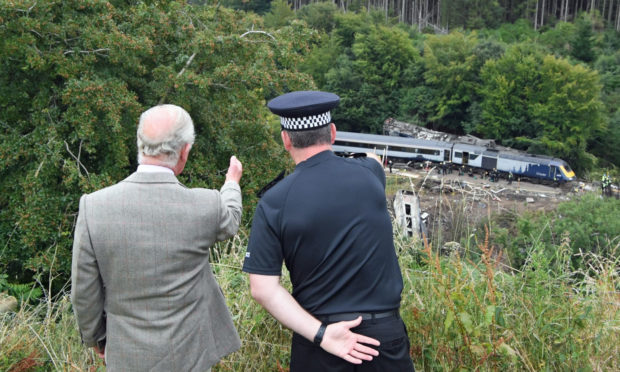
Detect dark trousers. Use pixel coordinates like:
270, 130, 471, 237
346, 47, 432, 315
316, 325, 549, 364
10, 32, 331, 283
289, 315, 415, 372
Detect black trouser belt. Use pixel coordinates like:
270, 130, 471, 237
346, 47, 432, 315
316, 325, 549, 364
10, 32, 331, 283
317, 309, 399, 323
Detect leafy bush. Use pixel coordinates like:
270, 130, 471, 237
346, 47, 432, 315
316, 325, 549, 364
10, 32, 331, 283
0, 0, 314, 291
488, 193, 620, 271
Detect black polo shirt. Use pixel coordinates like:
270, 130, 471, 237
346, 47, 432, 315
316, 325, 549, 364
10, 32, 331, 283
243, 150, 403, 315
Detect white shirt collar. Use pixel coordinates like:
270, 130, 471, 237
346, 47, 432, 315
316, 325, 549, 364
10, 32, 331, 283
137, 164, 175, 175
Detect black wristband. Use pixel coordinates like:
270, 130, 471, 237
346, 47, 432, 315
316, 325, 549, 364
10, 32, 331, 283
313, 322, 327, 346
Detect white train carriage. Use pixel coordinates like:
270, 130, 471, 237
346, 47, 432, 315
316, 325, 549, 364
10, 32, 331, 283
451, 143, 484, 168
333, 130, 576, 183
333, 131, 451, 164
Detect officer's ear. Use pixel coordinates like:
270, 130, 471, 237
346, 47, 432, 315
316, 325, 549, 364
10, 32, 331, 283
281, 130, 293, 151
330, 123, 337, 144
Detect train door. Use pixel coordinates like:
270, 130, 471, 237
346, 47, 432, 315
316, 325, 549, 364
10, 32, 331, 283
481, 156, 497, 170
550, 166, 558, 181
444, 150, 451, 162
462, 152, 469, 165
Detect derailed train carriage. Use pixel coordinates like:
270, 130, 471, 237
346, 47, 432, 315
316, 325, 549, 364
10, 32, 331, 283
333, 131, 576, 184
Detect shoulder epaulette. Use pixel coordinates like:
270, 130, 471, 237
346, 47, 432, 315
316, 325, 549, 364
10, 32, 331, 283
256, 169, 287, 198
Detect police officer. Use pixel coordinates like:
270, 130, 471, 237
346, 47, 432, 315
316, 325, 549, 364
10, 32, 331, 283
602, 173, 609, 196
243, 91, 415, 371
605, 173, 613, 197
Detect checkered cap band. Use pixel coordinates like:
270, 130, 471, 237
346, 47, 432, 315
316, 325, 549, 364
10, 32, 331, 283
280, 112, 331, 131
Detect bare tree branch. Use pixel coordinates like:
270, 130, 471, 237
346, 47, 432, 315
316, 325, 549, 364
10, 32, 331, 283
29, 29, 43, 38
176, 52, 196, 78
158, 52, 197, 105
64, 140, 90, 178
63, 48, 110, 57
15, 1, 37, 14
240, 30, 276, 41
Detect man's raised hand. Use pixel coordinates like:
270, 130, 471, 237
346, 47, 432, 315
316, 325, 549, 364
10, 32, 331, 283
225, 155, 243, 184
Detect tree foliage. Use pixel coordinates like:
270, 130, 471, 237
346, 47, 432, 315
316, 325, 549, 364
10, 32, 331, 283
422, 32, 480, 133
295, 4, 616, 174
1, 0, 619, 290
0, 0, 316, 288
478, 44, 604, 171
288, 0, 620, 32
264, 0, 295, 28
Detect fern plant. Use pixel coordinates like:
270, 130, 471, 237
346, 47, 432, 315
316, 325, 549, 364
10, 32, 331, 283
0, 273, 42, 305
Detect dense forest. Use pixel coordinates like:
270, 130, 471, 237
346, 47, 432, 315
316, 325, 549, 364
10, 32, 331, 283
1, 1, 618, 291
253, 0, 620, 174
224, 0, 620, 31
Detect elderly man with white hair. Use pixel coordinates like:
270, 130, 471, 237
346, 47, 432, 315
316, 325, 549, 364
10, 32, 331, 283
71, 104, 243, 372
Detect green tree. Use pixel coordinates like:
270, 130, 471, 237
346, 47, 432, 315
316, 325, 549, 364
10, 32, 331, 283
440, 0, 504, 30
422, 32, 480, 133
571, 15, 596, 63
590, 51, 620, 167
0, 0, 314, 288
219, 0, 272, 14
483, 18, 537, 43
264, 0, 295, 29
325, 25, 419, 133
478, 44, 605, 172
332, 11, 374, 50
299, 33, 342, 88
297, 1, 339, 33
352, 25, 418, 89
538, 22, 577, 58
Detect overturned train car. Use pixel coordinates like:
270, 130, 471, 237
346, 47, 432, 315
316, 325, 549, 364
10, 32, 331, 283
333, 131, 576, 184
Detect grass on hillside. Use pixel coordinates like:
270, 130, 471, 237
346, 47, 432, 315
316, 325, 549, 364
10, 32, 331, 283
1, 198, 618, 371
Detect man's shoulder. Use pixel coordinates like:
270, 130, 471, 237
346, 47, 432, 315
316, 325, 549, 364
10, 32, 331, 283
260, 170, 300, 202
83, 173, 200, 200
82, 178, 129, 200
339, 154, 383, 173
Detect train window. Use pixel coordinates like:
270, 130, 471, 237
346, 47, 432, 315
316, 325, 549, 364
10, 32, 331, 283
469, 154, 479, 160
335, 139, 440, 156
454, 152, 462, 158
418, 148, 440, 156
391, 146, 417, 153
336, 141, 386, 151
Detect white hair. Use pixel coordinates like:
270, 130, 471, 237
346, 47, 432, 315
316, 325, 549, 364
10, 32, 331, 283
137, 104, 195, 167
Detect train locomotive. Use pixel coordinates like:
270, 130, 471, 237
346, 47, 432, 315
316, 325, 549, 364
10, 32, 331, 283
333, 131, 576, 184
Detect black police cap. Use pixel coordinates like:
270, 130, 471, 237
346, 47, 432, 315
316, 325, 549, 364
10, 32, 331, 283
267, 91, 340, 131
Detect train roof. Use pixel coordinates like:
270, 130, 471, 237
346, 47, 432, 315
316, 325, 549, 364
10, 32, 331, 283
336, 131, 452, 150
452, 143, 485, 154
336, 131, 570, 167
498, 151, 566, 165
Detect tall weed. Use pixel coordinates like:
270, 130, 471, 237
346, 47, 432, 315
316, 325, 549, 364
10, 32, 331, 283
1, 211, 617, 371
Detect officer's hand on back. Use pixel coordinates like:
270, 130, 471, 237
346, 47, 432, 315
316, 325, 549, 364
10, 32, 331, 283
319, 316, 380, 364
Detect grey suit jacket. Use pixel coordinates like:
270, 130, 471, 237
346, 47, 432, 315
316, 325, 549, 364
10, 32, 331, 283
71, 172, 242, 371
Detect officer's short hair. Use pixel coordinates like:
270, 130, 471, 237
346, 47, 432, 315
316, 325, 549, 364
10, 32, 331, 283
285, 125, 332, 149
